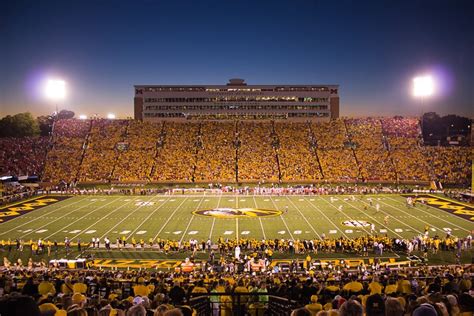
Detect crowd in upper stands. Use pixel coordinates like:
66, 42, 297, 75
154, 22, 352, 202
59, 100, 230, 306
0, 136, 49, 177
1, 117, 472, 185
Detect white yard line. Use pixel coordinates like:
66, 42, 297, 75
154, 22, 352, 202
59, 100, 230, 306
319, 196, 372, 235
305, 198, 350, 239
385, 196, 470, 234
285, 196, 322, 240
126, 197, 172, 239
179, 197, 206, 243
71, 196, 143, 240
269, 196, 294, 240
340, 198, 405, 238
209, 218, 216, 240
44, 197, 123, 239
252, 196, 267, 239
18, 199, 99, 239
0, 197, 86, 236
100, 194, 162, 239
208, 195, 222, 240
152, 197, 189, 241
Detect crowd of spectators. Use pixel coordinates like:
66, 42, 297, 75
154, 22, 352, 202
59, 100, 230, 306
194, 122, 237, 182
43, 119, 90, 183
0, 136, 49, 177
276, 122, 324, 181
79, 120, 128, 182
152, 122, 199, 182
237, 122, 280, 182
0, 257, 472, 316
2, 117, 471, 185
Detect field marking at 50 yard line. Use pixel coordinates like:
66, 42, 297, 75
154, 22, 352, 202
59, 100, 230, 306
178, 197, 207, 243
285, 196, 322, 240
17, 198, 101, 239
269, 196, 294, 240
151, 197, 189, 242
386, 196, 472, 234
380, 196, 469, 236
338, 197, 407, 238
126, 196, 173, 240
99, 194, 166, 240
43, 197, 125, 240
303, 197, 350, 239
318, 196, 373, 237
207, 195, 222, 240
0, 197, 86, 237
354, 197, 423, 236
69, 196, 142, 240
252, 195, 267, 240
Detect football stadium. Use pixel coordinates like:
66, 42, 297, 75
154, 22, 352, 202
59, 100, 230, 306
1, 1, 473, 316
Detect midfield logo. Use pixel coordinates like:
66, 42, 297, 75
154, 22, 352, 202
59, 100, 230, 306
193, 208, 282, 218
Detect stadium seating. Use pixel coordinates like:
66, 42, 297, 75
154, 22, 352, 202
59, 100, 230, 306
1, 117, 472, 185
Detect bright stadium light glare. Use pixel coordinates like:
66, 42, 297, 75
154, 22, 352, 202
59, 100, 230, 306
45, 79, 66, 100
79, 114, 87, 120
413, 75, 434, 97
107, 113, 116, 119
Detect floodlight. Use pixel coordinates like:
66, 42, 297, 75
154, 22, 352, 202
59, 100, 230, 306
45, 79, 66, 100
413, 76, 434, 97
107, 113, 116, 119
79, 114, 87, 120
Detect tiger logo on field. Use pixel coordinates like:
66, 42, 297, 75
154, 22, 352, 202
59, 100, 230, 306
193, 208, 282, 218
342, 220, 371, 227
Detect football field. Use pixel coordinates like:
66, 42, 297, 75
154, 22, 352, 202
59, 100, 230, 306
1, 193, 472, 246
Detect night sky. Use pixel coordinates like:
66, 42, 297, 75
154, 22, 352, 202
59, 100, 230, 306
1, 0, 473, 118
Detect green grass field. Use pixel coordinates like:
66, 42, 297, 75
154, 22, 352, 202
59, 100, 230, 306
1, 194, 472, 245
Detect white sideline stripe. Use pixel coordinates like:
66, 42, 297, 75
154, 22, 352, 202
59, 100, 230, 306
85, 230, 96, 234
173, 231, 182, 235
188, 231, 198, 235
152, 198, 189, 241
36, 229, 47, 233
69, 230, 81, 234
252, 196, 267, 240
18, 199, 99, 239
120, 230, 131, 234
45, 197, 123, 239
100, 194, 163, 239
136, 230, 147, 235
269, 197, 294, 240
71, 196, 142, 240
241, 231, 250, 235
224, 231, 233, 235
285, 196, 321, 240
329, 230, 337, 234
278, 230, 286, 234
126, 197, 171, 239
305, 199, 350, 239
0, 197, 86, 236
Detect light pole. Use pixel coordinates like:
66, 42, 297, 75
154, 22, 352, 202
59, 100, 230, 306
413, 75, 434, 141
45, 79, 66, 119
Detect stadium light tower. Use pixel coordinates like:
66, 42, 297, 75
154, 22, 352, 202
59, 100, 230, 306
413, 75, 434, 140
44, 79, 66, 115
107, 113, 116, 119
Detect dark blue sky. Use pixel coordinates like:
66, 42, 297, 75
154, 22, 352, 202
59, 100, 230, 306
1, 0, 473, 118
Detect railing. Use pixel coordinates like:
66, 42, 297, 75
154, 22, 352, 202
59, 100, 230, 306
188, 292, 298, 316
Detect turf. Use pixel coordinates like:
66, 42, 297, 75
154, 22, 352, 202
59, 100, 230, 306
1, 194, 472, 243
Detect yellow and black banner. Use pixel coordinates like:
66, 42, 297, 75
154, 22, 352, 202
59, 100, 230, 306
0, 195, 71, 223
403, 194, 474, 222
